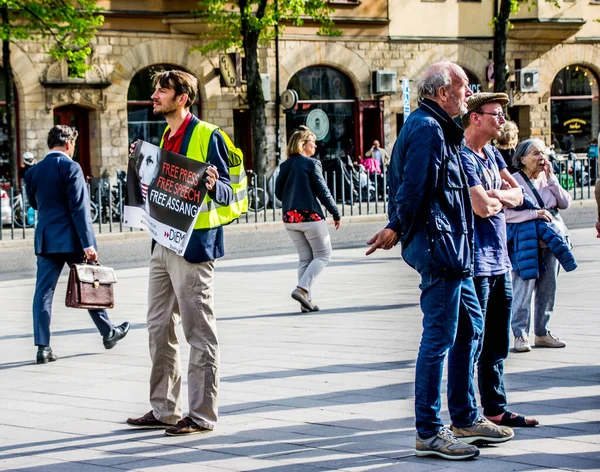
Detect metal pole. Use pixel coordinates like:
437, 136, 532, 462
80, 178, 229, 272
275, 0, 281, 165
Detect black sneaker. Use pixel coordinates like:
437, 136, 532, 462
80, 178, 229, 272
415, 427, 480, 460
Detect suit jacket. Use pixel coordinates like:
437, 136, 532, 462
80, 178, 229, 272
24, 151, 96, 255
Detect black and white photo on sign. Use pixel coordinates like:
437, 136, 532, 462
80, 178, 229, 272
124, 140, 209, 255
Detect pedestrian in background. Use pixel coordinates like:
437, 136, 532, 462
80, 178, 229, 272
367, 62, 513, 461
365, 139, 390, 169
595, 178, 600, 238
276, 126, 341, 313
494, 120, 519, 173
461, 93, 538, 428
24, 125, 129, 364
506, 139, 575, 352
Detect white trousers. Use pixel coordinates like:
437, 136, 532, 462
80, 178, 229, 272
285, 220, 332, 299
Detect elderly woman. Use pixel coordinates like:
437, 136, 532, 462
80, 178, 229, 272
276, 126, 341, 312
506, 139, 574, 353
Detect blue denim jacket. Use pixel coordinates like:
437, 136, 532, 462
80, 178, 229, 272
386, 99, 474, 278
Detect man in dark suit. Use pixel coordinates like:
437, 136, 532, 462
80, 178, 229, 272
25, 125, 130, 364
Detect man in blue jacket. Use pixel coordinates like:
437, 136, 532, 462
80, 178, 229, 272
25, 125, 129, 364
367, 62, 513, 460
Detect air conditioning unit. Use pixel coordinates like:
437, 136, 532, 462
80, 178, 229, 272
372, 70, 397, 94
517, 69, 539, 93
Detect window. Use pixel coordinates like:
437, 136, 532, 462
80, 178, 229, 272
0, 67, 20, 187
286, 66, 356, 160
550, 65, 599, 153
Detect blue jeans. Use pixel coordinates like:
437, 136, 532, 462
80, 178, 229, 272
415, 272, 483, 438
474, 272, 512, 417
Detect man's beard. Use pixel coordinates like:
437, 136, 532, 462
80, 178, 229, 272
450, 91, 467, 116
153, 99, 178, 117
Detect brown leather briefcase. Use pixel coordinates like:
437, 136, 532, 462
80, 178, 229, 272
65, 262, 117, 310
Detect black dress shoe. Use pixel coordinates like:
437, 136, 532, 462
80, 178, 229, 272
103, 321, 130, 349
36, 346, 58, 364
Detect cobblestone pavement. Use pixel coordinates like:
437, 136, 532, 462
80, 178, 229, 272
0, 227, 598, 471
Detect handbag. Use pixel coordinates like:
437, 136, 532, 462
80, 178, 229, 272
65, 261, 117, 310
519, 170, 572, 248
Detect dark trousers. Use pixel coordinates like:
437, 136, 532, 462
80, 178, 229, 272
33, 253, 113, 346
473, 272, 512, 417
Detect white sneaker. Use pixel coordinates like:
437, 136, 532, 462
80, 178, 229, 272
535, 332, 566, 348
514, 336, 531, 352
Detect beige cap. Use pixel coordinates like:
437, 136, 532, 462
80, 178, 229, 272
465, 92, 509, 115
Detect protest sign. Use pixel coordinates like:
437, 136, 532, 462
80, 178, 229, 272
124, 141, 209, 255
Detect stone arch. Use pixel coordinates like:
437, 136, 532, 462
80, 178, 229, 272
111, 39, 216, 105
405, 44, 489, 97
0, 43, 43, 98
0, 43, 50, 159
536, 44, 600, 95
280, 42, 371, 97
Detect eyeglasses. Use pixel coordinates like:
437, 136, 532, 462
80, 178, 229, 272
478, 112, 506, 121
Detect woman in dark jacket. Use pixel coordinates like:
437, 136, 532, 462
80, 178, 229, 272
275, 126, 341, 312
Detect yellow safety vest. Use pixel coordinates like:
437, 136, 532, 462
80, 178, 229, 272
160, 116, 248, 229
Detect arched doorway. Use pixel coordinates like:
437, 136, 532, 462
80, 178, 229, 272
286, 66, 358, 160
550, 65, 599, 153
54, 105, 91, 179
127, 64, 202, 147
0, 67, 20, 188
464, 68, 484, 95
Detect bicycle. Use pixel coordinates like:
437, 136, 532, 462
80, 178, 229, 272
246, 169, 267, 212
89, 200, 99, 223
11, 191, 35, 228
88, 171, 125, 224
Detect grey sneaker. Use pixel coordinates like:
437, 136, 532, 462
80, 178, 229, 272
415, 427, 480, 460
514, 336, 532, 352
451, 417, 514, 444
535, 332, 566, 348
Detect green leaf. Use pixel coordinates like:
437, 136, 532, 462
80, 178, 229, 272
1, 0, 104, 76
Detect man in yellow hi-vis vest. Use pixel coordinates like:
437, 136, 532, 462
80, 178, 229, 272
127, 70, 234, 436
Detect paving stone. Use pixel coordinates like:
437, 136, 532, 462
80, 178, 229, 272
0, 228, 598, 471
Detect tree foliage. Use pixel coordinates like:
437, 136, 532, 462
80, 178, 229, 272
493, 0, 560, 93
0, 0, 103, 77
194, 0, 339, 178
195, 0, 339, 54
0, 0, 103, 189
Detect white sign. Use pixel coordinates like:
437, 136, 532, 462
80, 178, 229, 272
402, 79, 411, 121
306, 109, 329, 141
281, 89, 298, 110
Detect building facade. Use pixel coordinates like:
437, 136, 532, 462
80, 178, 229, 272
0, 0, 599, 186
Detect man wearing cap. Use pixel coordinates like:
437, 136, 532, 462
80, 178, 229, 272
367, 62, 514, 461
461, 92, 538, 428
